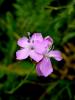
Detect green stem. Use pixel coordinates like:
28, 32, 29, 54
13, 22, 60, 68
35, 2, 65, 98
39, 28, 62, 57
39, 80, 60, 100
46, 5, 69, 10
6, 63, 35, 94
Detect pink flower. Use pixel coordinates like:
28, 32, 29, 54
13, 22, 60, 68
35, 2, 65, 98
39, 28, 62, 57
16, 33, 52, 62
36, 49, 62, 77
36, 43, 62, 77
16, 32, 62, 77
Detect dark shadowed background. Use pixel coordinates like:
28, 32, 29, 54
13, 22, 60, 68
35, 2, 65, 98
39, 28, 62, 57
0, 0, 75, 100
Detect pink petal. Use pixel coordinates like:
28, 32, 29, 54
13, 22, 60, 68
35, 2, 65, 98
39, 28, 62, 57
29, 50, 43, 62
34, 41, 47, 54
17, 37, 28, 48
16, 49, 29, 60
36, 64, 43, 76
44, 36, 53, 48
36, 58, 53, 77
30, 33, 43, 42
48, 50, 62, 61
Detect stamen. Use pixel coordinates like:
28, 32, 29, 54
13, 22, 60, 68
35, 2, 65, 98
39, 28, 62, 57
27, 32, 31, 39
49, 45, 54, 51
31, 47, 34, 50
52, 45, 54, 50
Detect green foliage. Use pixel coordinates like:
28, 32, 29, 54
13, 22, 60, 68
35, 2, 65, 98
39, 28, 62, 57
0, 0, 4, 6
0, 0, 75, 99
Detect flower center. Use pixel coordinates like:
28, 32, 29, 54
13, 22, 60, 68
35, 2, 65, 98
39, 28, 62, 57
30, 46, 34, 50
44, 53, 49, 58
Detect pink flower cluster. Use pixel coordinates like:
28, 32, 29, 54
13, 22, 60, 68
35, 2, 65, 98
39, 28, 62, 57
16, 33, 62, 77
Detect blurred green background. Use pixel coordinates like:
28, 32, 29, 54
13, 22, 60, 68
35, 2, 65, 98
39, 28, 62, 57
0, 0, 75, 100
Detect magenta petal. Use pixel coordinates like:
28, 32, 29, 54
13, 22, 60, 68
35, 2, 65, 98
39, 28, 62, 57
45, 36, 53, 43
17, 37, 28, 48
30, 33, 43, 42
29, 50, 43, 62
16, 49, 29, 60
36, 58, 53, 77
44, 36, 53, 47
48, 50, 62, 61
34, 41, 46, 54
36, 64, 43, 76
